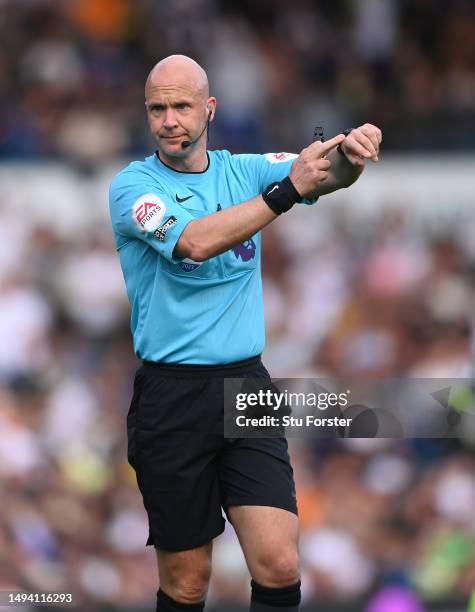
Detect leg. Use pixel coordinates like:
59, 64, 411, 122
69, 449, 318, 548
127, 367, 226, 610
228, 505, 301, 611
220, 434, 300, 610
228, 505, 300, 587
156, 543, 212, 610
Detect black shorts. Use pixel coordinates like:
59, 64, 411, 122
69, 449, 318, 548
127, 355, 297, 552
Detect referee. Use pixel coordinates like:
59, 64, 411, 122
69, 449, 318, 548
109, 55, 382, 612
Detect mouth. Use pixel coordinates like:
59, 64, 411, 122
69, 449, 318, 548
161, 135, 186, 141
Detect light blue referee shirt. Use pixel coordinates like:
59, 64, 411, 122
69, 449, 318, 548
109, 149, 315, 364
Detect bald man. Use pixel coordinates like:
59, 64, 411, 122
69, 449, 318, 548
109, 55, 382, 612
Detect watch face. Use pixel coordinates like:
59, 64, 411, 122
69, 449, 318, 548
313, 126, 324, 142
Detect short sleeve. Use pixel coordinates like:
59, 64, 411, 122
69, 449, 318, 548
233, 153, 318, 205
109, 170, 195, 263
255, 152, 298, 189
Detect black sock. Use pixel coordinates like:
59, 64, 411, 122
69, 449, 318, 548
249, 580, 301, 611
156, 588, 205, 612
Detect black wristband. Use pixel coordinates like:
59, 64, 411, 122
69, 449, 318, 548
262, 176, 301, 215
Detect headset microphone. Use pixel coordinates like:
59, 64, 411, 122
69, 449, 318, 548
181, 109, 212, 149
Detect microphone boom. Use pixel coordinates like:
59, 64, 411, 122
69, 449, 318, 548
181, 111, 212, 149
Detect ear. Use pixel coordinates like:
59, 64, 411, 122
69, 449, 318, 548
206, 96, 217, 121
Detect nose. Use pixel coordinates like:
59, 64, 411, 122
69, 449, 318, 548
163, 108, 178, 129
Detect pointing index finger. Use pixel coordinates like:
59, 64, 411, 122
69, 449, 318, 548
312, 133, 346, 157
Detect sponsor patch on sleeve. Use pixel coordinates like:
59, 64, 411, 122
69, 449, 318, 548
132, 193, 166, 232
264, 152, 298, 164
153, 216, 177, 241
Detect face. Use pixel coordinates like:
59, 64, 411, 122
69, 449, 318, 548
145, 81, 214, 158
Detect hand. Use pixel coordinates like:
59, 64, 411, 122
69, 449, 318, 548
340, 123, 382, 167
289, 133, 346, 199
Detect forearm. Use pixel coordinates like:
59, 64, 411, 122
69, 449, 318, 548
313, 147, 364, 196
174, 195, 276, 261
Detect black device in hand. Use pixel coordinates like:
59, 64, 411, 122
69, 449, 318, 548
313, 126, 324, 142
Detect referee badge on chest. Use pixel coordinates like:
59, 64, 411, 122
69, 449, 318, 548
178, 258, 203, 272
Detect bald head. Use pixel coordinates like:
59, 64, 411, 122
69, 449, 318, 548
144, 55, 216, 165
145, 55, 209, 100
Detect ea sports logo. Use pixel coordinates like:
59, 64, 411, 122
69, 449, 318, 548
132, 193, 166, 232
136, 202, 158, 226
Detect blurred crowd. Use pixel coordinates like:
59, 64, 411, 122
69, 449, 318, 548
1, 187, 475, 609
0, 0, 475, 163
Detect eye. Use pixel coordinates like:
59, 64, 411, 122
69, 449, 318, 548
177, 103, 190, 110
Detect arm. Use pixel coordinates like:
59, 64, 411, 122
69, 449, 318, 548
310, 123, 383, 197
175, 134, 346, 261
313, 146, 364, 195
175, 195, 275, 261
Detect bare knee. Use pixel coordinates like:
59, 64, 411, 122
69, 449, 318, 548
158, 548, 212, 604
252, 547, 300, 588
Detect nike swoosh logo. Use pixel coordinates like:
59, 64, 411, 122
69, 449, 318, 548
176, 194, 194, 203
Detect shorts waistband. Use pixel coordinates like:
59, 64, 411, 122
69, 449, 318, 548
141, 355, 262, 378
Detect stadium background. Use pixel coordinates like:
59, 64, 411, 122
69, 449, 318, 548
1, 1, 475, 611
